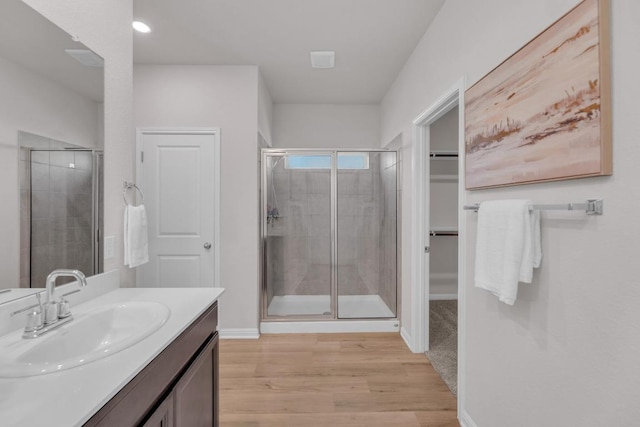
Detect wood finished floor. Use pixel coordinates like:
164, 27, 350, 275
219, 333, 459, 427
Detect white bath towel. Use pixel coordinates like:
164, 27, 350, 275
124, 204, 149, 268
474, 200, 542, 305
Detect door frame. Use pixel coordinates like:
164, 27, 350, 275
410, 77, 466, 413
135, 128, 221, 287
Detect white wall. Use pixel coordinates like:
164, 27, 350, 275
272, 104, 380, 148
381, 0, 640, 425
23, 0, 134, 286
134, 65, 261, 333
0, 55, 100, 288
258, 71, 273, 145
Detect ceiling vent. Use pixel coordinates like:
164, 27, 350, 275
310, 51, 335, 69
65, 49, 104, 67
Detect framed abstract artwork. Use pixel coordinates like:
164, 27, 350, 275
465, 0, 611, 189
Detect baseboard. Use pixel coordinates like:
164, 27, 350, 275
260, 320, 399, 334
429, 293, 458, 300
459, 410, 478, 427
400, 326, 417, 353
218, 328, 260, 339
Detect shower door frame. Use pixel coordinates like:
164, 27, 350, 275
93, 151, 104, 274
260, 148, 399, 322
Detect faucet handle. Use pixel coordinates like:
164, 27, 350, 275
24, 307, 43, 333
58, 297, 71, 319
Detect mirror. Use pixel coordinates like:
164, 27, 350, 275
0, 0, 104, 296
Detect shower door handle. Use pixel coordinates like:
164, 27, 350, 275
204, 242, 212, 250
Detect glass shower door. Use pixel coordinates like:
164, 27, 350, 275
336, 151, 397, 318
29, 149, 101, 287
263, 152, 333, 317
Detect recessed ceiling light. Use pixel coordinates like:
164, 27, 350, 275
310, 51, 335, 69
133, 21, 151, 34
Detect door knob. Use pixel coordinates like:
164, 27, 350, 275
204, 242, 212, 250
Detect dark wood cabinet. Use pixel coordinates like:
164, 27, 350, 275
142, 392, 174, 427
174, 334, 218, 426
85, 302, 219, 427
142, 333, 218, 427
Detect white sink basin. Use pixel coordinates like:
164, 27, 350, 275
0, 301, 170, 377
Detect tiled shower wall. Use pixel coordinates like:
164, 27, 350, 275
267, 160, 330, 299
19, 132, 96, 288
377, 152, 397, 313
265, 152, 397, 315
338, 155, 382, 296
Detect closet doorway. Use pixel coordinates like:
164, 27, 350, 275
426, 106, 459, 395
411, 79, 466, 405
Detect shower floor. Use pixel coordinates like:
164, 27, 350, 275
267, 294, 394, 318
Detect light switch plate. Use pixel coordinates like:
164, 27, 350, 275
104, 235, 115, 259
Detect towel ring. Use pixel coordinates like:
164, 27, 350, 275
123, 181, 144, 206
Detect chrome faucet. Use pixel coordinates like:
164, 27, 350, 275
12, 269, 88, 338
43, 269, 87, 324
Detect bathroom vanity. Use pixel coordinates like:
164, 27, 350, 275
85, 300, 219, 426
0, 273, 224, 427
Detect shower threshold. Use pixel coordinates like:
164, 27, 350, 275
267, 294, 394, 318
262, 295, 399, 333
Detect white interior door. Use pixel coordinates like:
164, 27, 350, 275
136, 129, 219, 288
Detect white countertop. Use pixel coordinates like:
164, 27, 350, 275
0, 286, 224, 427
0, 288, 41, 305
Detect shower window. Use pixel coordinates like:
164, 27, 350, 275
285, 153, 369, 170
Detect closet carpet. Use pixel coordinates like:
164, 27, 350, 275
425, 300, 458, 396
219, 333, 458, 427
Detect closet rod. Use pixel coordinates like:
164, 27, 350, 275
429, 231, 458, 237
429, 151, 458, 158
463, 199, 603, 215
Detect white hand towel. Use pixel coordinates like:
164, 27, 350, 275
474, 199, 542, 305
519, 209, 542, 283
124, 204, 149, 268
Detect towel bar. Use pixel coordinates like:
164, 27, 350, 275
463, 199, 603, 215
123, 181, 145, 206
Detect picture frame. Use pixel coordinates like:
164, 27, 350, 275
464, 0, 611, 190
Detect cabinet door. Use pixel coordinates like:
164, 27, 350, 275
174, 333, 219, 427
142, 392, 174, 427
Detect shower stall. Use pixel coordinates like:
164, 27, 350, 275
261, 149, 398, 332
